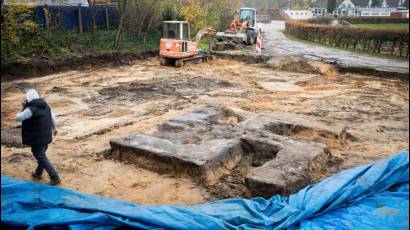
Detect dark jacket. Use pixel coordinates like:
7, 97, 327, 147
22, 98, 53, 145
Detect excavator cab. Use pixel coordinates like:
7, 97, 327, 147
162, 21, 190, 40
239, 8, 256, 27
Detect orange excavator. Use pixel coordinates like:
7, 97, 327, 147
159, 21, 216, 67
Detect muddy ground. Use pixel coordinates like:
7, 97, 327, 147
1, 58, 408, 205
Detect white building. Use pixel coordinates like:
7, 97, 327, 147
311, 7, 327, 16
333, 0, 408, 16
284, 9, 314, 19
360, 7, 395, 16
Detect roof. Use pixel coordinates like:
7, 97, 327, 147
346, 0, 404, 7
240, 7, 256, 11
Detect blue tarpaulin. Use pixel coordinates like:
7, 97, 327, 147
1, 151, 409, 229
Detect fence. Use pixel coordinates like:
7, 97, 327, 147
256, 15, 271, 23
33, 4, 119, 32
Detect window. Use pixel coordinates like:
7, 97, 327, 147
348, 4, 351, 8
163, 23, 177, 39
182, 23, 189, 40
240, 9, 255, 26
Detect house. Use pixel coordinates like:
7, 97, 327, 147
390, 8, 410, 17
360, 7, 395, 16
333, 0, 408, 16
333, 0, 369, 16
311, 7, 327, 16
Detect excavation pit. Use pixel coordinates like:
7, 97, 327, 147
109, 106, 347, 197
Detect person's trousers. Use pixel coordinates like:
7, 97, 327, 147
31, 144, 60, 181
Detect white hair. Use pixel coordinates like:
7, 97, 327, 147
26, 89, 40, 103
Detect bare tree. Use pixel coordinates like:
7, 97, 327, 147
114, 0, 127, 47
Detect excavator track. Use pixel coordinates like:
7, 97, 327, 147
173, 54, 214, 68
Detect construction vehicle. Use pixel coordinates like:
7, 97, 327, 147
215, 8, 262, 50
159, 21, 216, 67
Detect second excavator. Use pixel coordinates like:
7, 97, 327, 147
215, 8, 262, 50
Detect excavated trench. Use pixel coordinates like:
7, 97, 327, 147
1, 57, 408, 205
96, 77, 233, 106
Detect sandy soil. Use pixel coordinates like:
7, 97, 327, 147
1, 58, 408, 205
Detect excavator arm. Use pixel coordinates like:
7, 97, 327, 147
194, 28, 216, 47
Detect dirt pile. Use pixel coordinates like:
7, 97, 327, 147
1, 50, 159, 82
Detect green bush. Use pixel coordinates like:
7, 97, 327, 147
306, 17, 409, 25
1, 3, 39, 60
339, 17, 409, 24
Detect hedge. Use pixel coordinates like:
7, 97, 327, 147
285, 20, 409, 57
306, 17, 409, 25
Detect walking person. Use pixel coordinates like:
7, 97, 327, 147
16, 89, 61, 185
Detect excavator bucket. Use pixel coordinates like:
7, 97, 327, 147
214, 32, 247, 51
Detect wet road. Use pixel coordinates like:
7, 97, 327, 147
263, 21, 409, 74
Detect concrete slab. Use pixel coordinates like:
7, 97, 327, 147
109, 106, 344, 196
245, 135, 330, 197
110, 134, 243, 184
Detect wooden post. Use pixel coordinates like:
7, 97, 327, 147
78, 4, 83, 34
43, 4, 50, 31
105, 4, 110, 30
57, 5, 61, 29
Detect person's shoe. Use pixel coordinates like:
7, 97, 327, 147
49, 179, 61, 186
31, 171, 42, 180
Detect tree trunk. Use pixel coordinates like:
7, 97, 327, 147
114, 0, 127, 47
44, 4, 50, 31
78, 4, 83, 34
105, 4, 110, 30
87, 0, 97, 31
143, 11, 155, 48
114, 14, 125, 47
398, 41, 403, 57
391, 41, 396, 55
